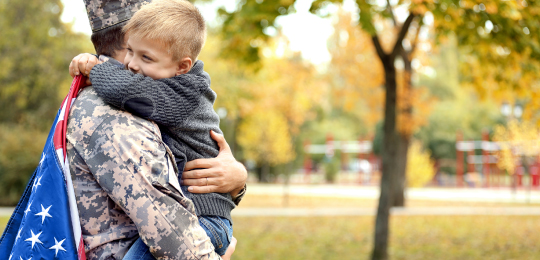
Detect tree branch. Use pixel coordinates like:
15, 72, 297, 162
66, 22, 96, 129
409, 17, 424, 55
391, 13, 416, 59
386, 0, 397, 26
372, 34, 387, 60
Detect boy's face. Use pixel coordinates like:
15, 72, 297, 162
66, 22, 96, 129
124, 36, 191, 80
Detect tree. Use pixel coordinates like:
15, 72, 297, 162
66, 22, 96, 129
219, 0, 540, 258
493, 119, 540, 191
416, 38, 504, 177
236, 51, 325, 181
200, 30, 325, 181
327, 8, 385, 131
0, 0, 92, 205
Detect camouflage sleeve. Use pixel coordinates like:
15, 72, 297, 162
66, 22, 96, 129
84, 114, 221, 260
89, 62, 204, 127
232, 184, 247, 206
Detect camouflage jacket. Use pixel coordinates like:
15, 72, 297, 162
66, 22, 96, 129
66, 87, 221, 260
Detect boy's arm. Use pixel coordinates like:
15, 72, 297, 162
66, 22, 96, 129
90, 62, 207, 127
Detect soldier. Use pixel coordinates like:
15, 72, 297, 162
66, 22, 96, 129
67, 1, 247, 259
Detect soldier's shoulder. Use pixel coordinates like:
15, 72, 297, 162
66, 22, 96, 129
68, 87, 160, 145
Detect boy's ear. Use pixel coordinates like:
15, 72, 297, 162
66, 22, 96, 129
175, 57, 193, 76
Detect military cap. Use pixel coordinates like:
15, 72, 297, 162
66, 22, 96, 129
83, 0, 152, 32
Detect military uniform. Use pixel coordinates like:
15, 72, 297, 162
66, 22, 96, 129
67, 87, 221, 259
83, 0, 151, 32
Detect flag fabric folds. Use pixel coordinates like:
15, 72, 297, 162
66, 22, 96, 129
0, 76, 86, 260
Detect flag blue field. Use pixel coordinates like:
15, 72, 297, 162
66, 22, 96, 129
0, 76, 86, 260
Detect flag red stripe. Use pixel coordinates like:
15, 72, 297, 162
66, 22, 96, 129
61, 76, 84, 158
78, 237, 86, 260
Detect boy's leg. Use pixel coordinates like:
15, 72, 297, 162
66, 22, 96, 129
124, 237, 156, 260
199, 216, 233, 256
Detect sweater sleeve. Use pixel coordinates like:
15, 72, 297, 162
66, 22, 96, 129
89, 62, 207, 127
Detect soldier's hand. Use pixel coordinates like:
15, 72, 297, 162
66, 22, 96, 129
182, 131, 247, 195
221, 237, 236, 260
69, 53, 102, 79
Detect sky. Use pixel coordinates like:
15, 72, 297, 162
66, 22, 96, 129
60, 0, 339, 65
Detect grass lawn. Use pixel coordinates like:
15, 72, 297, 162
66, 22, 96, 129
2, 197, 539, 259
0, 216, 8, 235
232, 215, 540, 260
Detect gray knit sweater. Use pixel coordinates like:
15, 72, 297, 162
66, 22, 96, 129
89, 60, 235, 221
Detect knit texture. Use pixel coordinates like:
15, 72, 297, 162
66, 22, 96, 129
90, 61, 235, 221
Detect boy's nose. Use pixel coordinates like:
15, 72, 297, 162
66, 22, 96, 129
128, 61, 139, 74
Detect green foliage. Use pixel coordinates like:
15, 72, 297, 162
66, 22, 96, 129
0, 0, 93, 205
415, 40, 504, 161
324, 154, 340, 183
218, 0, 296, 67
0, 0, 93, 128
0, 124, 47, 205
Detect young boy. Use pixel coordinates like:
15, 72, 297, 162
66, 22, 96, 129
71, 0, 234, 256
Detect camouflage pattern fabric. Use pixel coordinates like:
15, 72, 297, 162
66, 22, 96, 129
83, 0, 151, 32
66, 87, 220, 260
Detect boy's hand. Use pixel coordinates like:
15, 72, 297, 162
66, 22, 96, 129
69, 53, 101, 79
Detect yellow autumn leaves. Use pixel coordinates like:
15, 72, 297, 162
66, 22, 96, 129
407, 141, 436, 188
493, 120, 540, 175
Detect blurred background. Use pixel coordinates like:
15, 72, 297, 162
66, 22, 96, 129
1, 0, 540, 259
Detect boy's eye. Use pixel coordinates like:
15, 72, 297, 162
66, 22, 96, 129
143, 55, 153, 61
127, 48, 133, 53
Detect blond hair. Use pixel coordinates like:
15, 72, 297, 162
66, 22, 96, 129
123, 0, 206, 61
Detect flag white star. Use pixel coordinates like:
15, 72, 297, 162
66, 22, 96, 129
9, 253, 12, 260
32, 176, 42, 190
19, 257, 31, 260
15, 228, 22, 242
24, 202, 32, 217
49, 237, 67, 257
24, 230, 43, 249
39, 153, 46, 166
35, 204, 52, 224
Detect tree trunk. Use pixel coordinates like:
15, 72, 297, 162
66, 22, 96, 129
258, 163, 270, 182
371, 57, 399, 260
370, 14, 416, 260
393, 135, 409, 207
393, 54, 413, 207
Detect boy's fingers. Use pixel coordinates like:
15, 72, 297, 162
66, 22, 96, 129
70, 54, 82, 77
77, 55, 89, 76
69, 61, 75, 78
85, 57, 98, 76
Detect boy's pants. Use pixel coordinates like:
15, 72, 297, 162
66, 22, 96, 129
123, 216, 233, 259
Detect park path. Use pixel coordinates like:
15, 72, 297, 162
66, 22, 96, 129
246, 184, 540, 204
2, 184, 540, 217
237, 184, 540, 216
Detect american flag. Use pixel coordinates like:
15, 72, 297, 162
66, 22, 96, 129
0, 76, 86, 260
